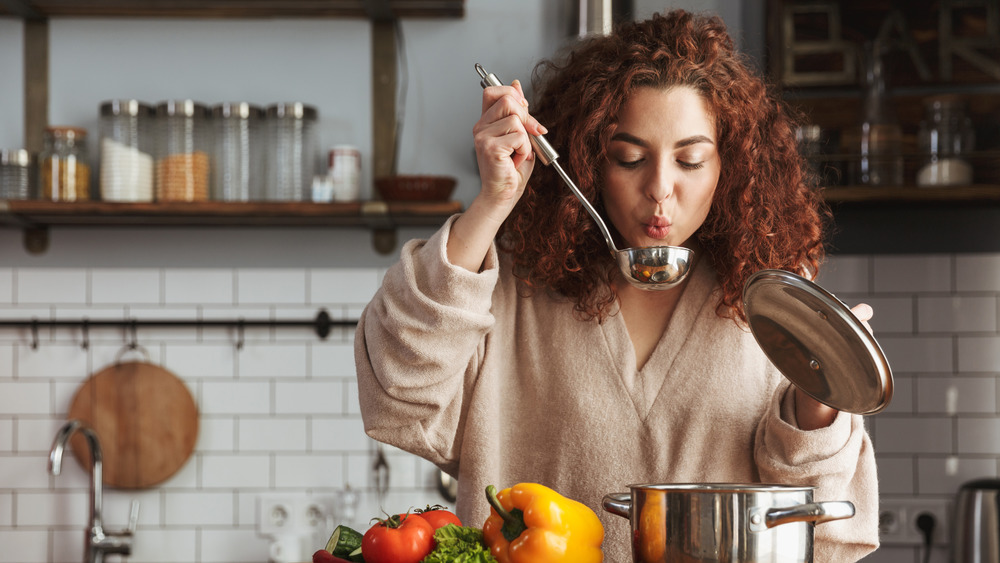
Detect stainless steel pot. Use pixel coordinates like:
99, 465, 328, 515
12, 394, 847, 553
602, 483, 855, 563
953, 478, 1000, 562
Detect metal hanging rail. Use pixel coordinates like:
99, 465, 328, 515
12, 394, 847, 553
0, 309, 356, 349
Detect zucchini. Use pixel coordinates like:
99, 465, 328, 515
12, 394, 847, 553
348, 545, 365, 563
324, 525, 363, 558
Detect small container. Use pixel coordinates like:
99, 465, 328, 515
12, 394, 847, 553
264, 102, 319, 201
155, 100, 211, 202
212, 102, 264, 201
846, 42, 903, 187
99, 99, 155, 202
327, 145, 361, 201
917, 95, 975, 187
0, 149, 32, 199
39, 126, 91, 201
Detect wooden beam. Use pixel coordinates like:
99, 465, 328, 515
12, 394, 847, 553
9, 0, 464, 18
371, 18, 397, 181
0, 0, 42, 18
23, 18, 48, 154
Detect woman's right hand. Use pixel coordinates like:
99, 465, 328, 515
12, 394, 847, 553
471, 79, 548, 222
448, 79, 547, 272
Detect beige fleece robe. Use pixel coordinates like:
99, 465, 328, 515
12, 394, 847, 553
355, 216, 879, 562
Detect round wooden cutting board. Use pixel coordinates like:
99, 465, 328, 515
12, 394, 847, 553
68, 360, 199, 489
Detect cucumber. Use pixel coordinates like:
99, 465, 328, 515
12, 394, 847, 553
347, 546, 365, 563
324, 525, 363, 558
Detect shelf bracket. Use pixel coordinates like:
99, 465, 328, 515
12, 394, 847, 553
23, 226, 49, 254
361, 200, 397, 255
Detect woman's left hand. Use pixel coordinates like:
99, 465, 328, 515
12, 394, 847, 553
794, 302, 874, 430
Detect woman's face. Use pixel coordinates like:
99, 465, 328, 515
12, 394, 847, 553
601, 85, 721, 250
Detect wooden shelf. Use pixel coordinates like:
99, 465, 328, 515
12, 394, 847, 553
0, 199, 463, 254
0, 0, 465, 19
823, 185, 1000, 204
0, 199, 461, 227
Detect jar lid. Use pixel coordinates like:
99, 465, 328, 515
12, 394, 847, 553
266, 102, 318, 121
156, 100, 209, 118
212, 102, 264, 119
100, 99, 154, 117
45, 126, 87, 139
0, 149, 31, 167
742, 269, 893, 415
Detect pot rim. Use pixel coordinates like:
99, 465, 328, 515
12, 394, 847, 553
626, 483, 815, 493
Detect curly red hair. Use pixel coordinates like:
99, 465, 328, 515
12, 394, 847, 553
497, 9, 829, 323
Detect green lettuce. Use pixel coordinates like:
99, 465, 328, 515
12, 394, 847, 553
421, 524, 498, 563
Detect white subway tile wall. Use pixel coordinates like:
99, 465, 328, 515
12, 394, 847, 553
0, 265, 446, 563
818, 254, 1000, 563
2, 256, 999, 562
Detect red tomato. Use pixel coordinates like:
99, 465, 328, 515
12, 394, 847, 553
415, 504, 462, 530
362, 513, 435, 563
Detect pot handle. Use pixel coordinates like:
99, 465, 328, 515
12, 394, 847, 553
749, 501, 855, 532
602, 493, 632, 519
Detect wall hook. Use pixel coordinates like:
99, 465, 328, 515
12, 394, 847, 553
30, 318, 39, 350
114, 319, 150, 364
127, 319, 138, 350
80, 318, 90, 350
235, 319, 245, 351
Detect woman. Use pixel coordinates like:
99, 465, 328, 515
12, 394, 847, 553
356, 10, 879, 562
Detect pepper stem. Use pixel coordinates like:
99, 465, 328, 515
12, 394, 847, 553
485, 485, 528, 542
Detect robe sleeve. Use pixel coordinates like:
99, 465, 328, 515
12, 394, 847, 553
755, 385, 880, 562
354, 215, 498, 471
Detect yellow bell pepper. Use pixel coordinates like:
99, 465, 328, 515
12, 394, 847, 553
482, 483, 604, 563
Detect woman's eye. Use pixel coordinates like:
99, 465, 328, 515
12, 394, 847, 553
678, 160, 705, 170
616, 158, 643, 169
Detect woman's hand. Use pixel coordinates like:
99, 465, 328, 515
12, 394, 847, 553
794, 302, 874, 430
448, 79, 548, 272
471, 79, 547, 221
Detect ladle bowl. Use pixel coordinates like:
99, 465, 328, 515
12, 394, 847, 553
618, 245, 693, 290
476, 63, 693, 291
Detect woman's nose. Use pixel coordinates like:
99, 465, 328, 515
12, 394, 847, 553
646, 162, 674, 202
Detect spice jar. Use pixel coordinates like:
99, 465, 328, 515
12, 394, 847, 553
99, 99, 155, 202
155, 100, 211, 202
264, 102, 319, 201
327, 145, 361, 201
916, 95, 975, 187
212, 102, 264, 201
0, 149, 32, 199
39, 126, 91, 201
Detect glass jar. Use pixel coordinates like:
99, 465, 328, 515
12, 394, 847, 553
155, 100, 211, 202
0, 149, 32, 199
916, 96, 975, 187
212, 102, 264, 201
264, 102, 319, 201
99, 99, 155, 202
845, 42, 903, 187
39, 126, 91, 201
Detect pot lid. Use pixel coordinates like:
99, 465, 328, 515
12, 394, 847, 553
742, 269, 893, 415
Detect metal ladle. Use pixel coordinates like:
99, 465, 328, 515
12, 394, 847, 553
475, 63, 693, 290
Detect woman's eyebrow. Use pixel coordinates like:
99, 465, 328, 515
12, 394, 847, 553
610, 132, 647, 147
675, 135, 715, 148
610, 132, 715, 148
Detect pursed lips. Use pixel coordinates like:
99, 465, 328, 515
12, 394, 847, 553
643, 216, 671, 239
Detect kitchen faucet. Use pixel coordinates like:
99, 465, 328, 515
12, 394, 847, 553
49, 419, 139, 563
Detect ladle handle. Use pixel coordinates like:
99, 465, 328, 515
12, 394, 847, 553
475, 63, 558, 166
474, 63, 619, 253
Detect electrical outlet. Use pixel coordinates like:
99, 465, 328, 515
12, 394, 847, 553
879, 498, 951, 546
301, 495, 334, 535
257, 493, 297, 536
257, 493, 335, 537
